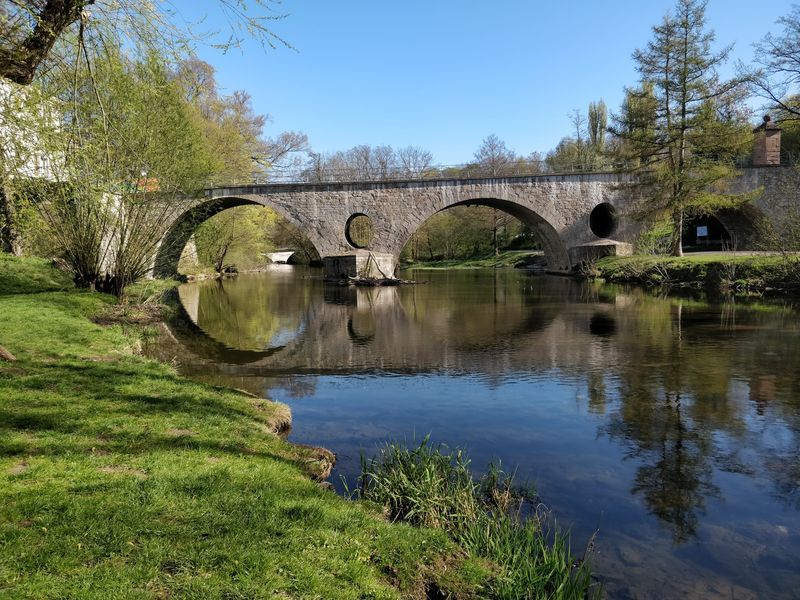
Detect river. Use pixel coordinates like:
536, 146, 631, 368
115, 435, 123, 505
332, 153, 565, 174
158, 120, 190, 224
149, 266, 800, 599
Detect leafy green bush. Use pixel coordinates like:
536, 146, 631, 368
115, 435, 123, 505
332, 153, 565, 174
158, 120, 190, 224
635, 219, 674, 255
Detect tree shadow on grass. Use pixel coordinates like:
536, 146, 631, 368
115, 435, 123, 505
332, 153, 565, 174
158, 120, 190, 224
0, 358, 307, 471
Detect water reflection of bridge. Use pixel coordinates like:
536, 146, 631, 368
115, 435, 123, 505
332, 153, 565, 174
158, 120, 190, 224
157, 271, 800, 464
165, 272, 625, 380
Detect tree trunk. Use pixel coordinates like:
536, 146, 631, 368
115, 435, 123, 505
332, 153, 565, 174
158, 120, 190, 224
671, 209, 684, 257
0, 0, 95, 85
0, 177, 23, 255
214, 241, 231, 274
492, 209, 500, 256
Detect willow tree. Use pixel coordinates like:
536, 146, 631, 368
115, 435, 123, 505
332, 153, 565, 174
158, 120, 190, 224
611, 0, 752, 256
0, 0, 290, 256
23, 44, 215, 295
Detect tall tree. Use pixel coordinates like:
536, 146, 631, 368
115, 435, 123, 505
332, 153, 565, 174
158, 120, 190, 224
0, 1, 293, 260
610, 0, 751, 256
194, 206, 277, 274
746, 5, 800, 121
588, 100, 608, 152
22, 46, 214, 294
173, 57, 308, 183
612, 83, 658, 168
471, 135, 518, 251
396, 146, 434, 178
473, 134, 516, 175
302, 144, 432, 182
546, 101, 609, 172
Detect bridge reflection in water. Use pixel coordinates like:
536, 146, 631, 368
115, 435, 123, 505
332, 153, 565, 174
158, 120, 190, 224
149, 268, 800, 600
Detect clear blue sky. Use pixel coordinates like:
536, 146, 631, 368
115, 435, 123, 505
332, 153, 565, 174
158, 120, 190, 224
175, 0, 794, 165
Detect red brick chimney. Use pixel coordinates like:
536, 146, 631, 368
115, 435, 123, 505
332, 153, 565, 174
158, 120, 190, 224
752, 115, 781, 166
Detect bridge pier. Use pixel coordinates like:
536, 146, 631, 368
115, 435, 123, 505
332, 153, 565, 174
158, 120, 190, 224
323, 251, 397, 281
568, 240, 633, 265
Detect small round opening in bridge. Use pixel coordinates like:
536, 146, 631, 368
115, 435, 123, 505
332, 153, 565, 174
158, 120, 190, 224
345, 213, 375, 249
589, 203, 617, 238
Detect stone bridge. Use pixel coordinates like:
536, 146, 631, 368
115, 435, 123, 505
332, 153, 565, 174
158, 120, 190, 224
153, 167, 798, 278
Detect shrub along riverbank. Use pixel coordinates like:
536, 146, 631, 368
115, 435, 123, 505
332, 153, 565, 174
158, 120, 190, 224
358, 439, 595, 599
591, 253, 800, 293
0, 255, 593, 599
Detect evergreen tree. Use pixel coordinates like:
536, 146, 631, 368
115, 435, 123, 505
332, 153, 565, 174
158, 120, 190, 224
611, 0, 752, 256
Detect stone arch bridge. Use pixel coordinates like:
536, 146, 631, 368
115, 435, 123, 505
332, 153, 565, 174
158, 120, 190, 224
153, 167, 796, 278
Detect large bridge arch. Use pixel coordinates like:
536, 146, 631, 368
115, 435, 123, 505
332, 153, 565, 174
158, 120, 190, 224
361, 176, 630, 271
711, 205, 769, 249
391, 196, 572, 270
153, 195, 324, 278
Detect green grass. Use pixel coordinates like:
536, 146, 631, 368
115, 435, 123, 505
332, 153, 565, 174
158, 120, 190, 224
0, 256, 482, 599
357, 439, 598, 600
0, 254, 73, 295
594, 253, 800, 292
402, 250, 543, 270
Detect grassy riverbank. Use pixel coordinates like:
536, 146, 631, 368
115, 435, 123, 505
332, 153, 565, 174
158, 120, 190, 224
0, 257, 481, 598
593, 253, 800, 293
402, 250, 543, 270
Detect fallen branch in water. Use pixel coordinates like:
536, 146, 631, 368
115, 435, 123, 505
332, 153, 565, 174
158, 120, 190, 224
335, 276, 417, 286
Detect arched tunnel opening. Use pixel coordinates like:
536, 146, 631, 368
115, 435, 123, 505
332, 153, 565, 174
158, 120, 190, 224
681, 214, 732, 252
344, 213, 375, 249
632, 207, 763, 256
398, 199, 568, 271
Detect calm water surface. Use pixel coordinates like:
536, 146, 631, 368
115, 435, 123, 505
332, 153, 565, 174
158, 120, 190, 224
151, 267, 800, 599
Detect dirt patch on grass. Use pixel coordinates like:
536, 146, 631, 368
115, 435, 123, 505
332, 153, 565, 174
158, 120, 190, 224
0, 366, 28, 378
166, 428, 195, 438
93, 303, 167, 327
8, 461, 29, 475
294, 444, 336, 481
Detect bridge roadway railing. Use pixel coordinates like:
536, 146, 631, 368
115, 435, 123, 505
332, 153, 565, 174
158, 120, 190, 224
204, 159, 626, 188
203, 155, 771, 189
